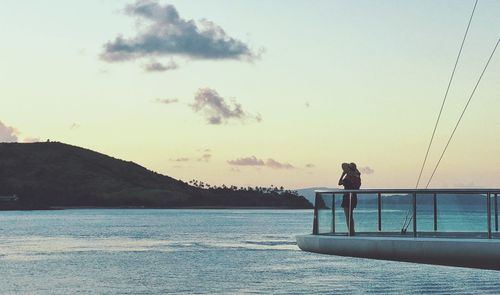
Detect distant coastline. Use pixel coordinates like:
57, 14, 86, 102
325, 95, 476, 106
0, 142, 312, 210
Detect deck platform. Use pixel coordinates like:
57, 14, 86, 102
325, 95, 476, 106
297, 232, 500, 270
298, 188, 500, 270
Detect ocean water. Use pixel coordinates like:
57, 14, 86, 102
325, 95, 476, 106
0, 209, 499, 294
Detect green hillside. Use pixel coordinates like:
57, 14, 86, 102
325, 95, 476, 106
0, 142, 312, 209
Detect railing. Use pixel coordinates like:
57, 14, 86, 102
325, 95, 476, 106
312, 189, 500, 239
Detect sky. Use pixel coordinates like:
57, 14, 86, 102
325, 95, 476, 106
1, 0, 499, 189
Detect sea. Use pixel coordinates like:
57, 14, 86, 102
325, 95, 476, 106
0, 209, 499, 294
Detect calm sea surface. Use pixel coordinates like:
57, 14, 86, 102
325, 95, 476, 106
1, 209, 499, 294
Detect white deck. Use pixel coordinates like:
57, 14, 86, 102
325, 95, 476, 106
296, 233, 500, 270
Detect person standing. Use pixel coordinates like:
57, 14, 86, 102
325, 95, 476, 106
338, 162, 361, 236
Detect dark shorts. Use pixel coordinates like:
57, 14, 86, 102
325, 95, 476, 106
341, 193, 357, 209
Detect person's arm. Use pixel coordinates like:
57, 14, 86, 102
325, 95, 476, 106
338, 172, 346, 185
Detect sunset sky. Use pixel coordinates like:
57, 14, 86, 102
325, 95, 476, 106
1, 0, 499, 189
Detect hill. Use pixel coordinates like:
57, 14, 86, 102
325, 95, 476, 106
0, 142, 312, 209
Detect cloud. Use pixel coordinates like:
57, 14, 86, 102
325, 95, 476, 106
305, 163, 315, 168
101, 0, 259, 63
144, 59, 178, 72
191, 88, 260, 125
198, 153, 211, 162
228, 156, 265, 166
170, 157, 189, 162
360, 166, 375, 174
266, 158, 294, 169
228, 156, 294, 169
154, 98, 179, 104
70, 123, 80, 130
0, 121, 19, 142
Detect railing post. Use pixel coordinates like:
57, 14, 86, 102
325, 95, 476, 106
377, 192, 382, 231
348, 193, 352, 236
412, 192, 417, 238
332, 193, 336, 233
433, 193, 437, 231
487, 193, 492, 239
495, 193, 498, 232
313, 192, 319, 235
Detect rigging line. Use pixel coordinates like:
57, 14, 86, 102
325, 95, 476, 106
425, 38, 500, 188
415, 0, 478, 189
401, 0, 479, 233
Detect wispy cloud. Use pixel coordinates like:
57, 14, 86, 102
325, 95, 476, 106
0, 121, 39, 143
191, 88, 261, 125
198, 153, 211, 162
360, 166, 375, 174
170, 157, 189, 162
228, 156, 265, 166
70, 123, 80, 130
228, 156, 294, 169
154, 98, 179, 104
144, 59, 178, 72
0, 121, 19, 142
266, 158, 294, 169
101, 0, 260, 65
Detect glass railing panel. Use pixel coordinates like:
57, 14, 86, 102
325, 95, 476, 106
380, 193, 412, 232
415, 193, 435, 232
492, 193, 499, 234
316, 194, 334, 234
333, 194, 344, 234
353, 193, 378, 232
436, 193, 487, 232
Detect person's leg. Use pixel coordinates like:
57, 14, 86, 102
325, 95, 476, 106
343, 207, 350, 232
350, 208, 355, 235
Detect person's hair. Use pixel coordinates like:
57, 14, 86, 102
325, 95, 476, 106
349, 163, 361, 176
342, 162, 361, 176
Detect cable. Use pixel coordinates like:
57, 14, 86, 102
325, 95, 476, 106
401, 0, 479, 233
403, 38, 499, 232
415, 0, 478, 189
425, 38, 500, 188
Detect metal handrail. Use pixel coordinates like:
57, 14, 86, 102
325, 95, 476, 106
315, 188, 500, 194
312, 189, 500, 239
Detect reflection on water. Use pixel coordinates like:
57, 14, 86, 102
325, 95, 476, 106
0, 209, 499, 294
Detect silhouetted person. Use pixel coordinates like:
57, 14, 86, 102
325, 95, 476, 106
338, 162, 361, 236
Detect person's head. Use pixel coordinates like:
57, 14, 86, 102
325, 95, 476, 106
342, 162, 361, 176
341, 163, 350, 173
